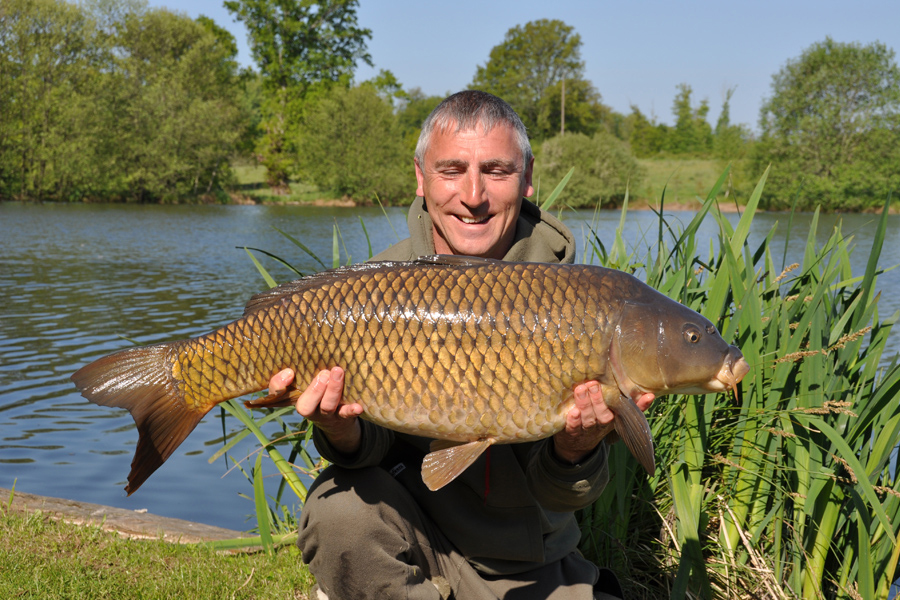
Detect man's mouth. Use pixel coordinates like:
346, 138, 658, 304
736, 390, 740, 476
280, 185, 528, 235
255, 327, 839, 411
457, 215, 491, 225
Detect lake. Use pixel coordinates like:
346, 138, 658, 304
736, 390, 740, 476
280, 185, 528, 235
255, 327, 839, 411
1, 202, 898, 531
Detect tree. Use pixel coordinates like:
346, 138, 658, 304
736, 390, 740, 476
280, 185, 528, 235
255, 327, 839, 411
104, 8, 247, 201
396, 88, 444, 153
470, 19, 586, 139
754, 37, 900, 209
627, 106, 669, 158
0, 0, 100, 200
0, 0, 248, 202
535, 132, 645, 208
296, 84, 410, 203
712, 86, 751, 160
536, 78, 615, 140
666, 84, 713, 155
224, 0, 372, 190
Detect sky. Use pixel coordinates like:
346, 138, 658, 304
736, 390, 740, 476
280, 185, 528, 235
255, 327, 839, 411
146, 0, 900, 132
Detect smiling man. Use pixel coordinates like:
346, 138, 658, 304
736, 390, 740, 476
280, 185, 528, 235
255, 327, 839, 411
273, 91, 653, 600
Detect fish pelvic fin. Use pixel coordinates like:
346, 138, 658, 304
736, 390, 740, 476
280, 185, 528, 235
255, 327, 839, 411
607, 394, 656, 477
421, 438, 494, 491
71, 344, 205, 496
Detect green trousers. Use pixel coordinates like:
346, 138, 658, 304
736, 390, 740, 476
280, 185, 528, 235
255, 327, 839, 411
296, 466, 623, 600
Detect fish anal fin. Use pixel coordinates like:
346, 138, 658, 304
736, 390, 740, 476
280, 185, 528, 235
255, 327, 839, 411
608, 394, 656, 477
428, 439, 468, 453
421, 438, 494, 491
244, 388, 301, 409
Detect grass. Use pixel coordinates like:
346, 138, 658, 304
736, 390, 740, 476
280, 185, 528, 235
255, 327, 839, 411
0, 505, 316, 599
632, 158, 746, 208
231, 164, 344, 205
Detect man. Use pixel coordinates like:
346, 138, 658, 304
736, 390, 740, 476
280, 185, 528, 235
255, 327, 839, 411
269, 90, 654, 599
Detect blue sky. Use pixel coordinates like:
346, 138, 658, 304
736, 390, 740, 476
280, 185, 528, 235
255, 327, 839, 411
147, 0, 900, 131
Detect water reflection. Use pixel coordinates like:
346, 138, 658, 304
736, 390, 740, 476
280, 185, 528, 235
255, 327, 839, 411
1, 202, 897, 530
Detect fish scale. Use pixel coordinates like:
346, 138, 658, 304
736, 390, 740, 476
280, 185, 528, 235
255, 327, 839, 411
71, 255, 749, 494
219, 261, 590, 438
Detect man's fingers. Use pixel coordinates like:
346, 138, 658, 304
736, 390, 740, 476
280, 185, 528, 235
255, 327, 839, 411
295, 370, 330, 418
268, 367, 295, 395
636, 393, 655, 412
574, 384, 597, 429
318, 367, 345, 413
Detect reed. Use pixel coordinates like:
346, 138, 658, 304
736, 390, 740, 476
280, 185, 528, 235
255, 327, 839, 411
216, 169, 900, 599
578, 169, 900, 599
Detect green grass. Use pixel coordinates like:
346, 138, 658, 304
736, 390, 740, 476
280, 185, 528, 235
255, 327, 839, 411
633, 158, 736, 207
231, 164, 343, 205
0, 507, 315, 599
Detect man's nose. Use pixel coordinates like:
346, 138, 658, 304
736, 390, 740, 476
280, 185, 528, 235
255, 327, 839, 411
462, 170, 486, 207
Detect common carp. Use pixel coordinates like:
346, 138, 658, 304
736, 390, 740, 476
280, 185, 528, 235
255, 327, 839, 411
72, 255, 749, 495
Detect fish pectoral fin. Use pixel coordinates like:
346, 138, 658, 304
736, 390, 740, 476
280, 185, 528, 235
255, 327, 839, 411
421, 438, 494, 492
243, 388, 301, 409
611, 394, 656, 477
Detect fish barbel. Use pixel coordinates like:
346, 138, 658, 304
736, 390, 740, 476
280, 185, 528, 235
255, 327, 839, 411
72, 255, 749, 494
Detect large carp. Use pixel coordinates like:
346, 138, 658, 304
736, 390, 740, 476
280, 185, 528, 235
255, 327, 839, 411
72, 255, 749, 495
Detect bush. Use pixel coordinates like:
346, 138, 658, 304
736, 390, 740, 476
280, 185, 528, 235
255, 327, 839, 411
535, 132, 645, 208
296, 84, 412, 203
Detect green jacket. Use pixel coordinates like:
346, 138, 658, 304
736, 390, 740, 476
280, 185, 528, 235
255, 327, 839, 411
312, 196, 610, 575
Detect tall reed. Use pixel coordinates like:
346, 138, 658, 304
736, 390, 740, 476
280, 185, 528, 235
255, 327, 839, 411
578, 169, 900, 599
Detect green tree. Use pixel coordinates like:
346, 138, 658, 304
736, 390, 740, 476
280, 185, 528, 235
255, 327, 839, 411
712, 86, 751, 160
0, 0, 100, 200
666, 83, 712, 155
753, 37, 900, 209
91, 6, 246, 201
626, 106, 669, 158
396, 88, 443, 154
0, 0, 248, 202
224, 0, 372, 190
536, 78, 616, 139
470, 19, 587, 139
296, 84, 410, 202
535, 131, 645, 208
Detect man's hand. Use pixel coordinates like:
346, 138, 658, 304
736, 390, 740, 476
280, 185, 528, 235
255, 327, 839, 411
268, 367, 363, 455
552, 382, 654, 464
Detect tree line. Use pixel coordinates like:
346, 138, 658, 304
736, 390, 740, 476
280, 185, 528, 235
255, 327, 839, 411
1, 1, 898, 210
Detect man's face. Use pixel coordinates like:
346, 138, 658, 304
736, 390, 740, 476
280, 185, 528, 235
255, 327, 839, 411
415, 123, 534, 260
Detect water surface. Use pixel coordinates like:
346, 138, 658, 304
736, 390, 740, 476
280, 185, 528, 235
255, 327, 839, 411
1, 202, 897, 530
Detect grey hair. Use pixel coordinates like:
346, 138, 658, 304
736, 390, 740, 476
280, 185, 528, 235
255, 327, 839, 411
414, 90, 533, 168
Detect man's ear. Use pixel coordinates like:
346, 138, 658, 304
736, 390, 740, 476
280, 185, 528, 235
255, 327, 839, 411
414, 158, 426, 197
523, 156, 535, 198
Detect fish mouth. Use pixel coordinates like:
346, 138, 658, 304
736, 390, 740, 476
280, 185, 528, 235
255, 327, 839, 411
713, 350, 750, 391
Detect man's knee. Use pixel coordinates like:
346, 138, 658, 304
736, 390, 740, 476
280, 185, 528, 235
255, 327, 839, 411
299, 466, 416, 541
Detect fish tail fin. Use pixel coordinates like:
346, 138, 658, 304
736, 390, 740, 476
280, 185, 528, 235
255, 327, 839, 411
609, 394, 656, 477
71, 343, 206, 495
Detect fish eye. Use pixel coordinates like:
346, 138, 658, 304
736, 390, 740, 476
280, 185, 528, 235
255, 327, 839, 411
683, 325, 702, 343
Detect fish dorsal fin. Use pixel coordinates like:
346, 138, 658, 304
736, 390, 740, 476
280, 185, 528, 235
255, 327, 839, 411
421, 438, 494, 491
242, 261, 413, 316
414, 254, 503, 268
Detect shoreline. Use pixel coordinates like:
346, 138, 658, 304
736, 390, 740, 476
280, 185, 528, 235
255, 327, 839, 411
5, 197, 898, 214
1, 487, 249, 544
